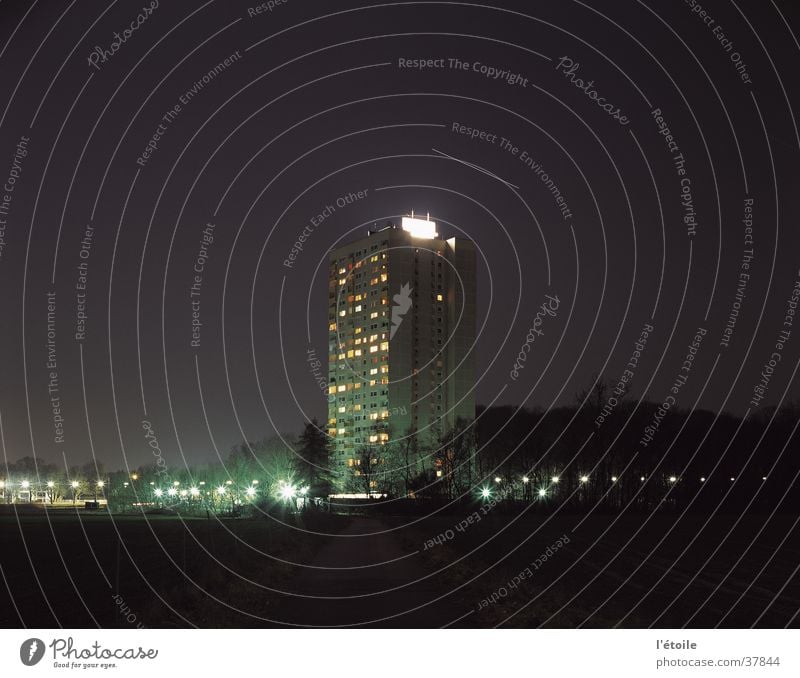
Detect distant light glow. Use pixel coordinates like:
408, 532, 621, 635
280, 484, 296, 501
21, 480, 30, 489
480, 487, 491, 499
551, 476, 560, 484
96, 480, 105, 488
611, 476, 618, 482
494, 477, 502, 483
762, 476, 767, 481
730, 477, 735, 482
668, 476, 677, 483
245, 487, 256, 498
167, 488, 177, 497
522, 476, 529, 483
47, 481, 55, 488
700, 477, 706, 482
537, 488, 547, 498
216, 486, 226, 495
580, 476, 589, 483
640, 476, 646, 482
179, 490, 187, 498
401, 216, 438, 239
190, 487, 200, 497
154, 489, 163, 497
71, 481, 80, 489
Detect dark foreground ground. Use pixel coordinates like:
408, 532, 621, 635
1, 505, 799, 628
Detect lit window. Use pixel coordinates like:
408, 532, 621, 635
347, 350, 354, 358
337, 385, 346, 392
380, 342, 389, 351
370, 412, 378, 420
339, 310, 346, 317
370, 312, 378, 319
338, 406, 346, 413
338, 428, 346, 435
437, 294, 443, 301
380, 273, 388, 282
338, 353, 345, 360
355, 305, 362, 312
370, 368, 378, 375
339, 278, 346, 286
369, 435, 378, 443
369, 345, 378, 353
328, 386, 336, 395
354, 404, 362, 411
354, 349, 362, 357
328, 322, 336, 331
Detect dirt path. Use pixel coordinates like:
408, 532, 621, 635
275, 516, 465, 627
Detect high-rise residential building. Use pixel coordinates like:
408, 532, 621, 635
326, 214, 476, 492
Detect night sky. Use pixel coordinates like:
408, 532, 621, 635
1, 0, 798, 472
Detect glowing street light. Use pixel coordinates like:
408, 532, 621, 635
580, 476, 589, 484
537, 488, 547, 498
167, 488, 177, 497
251, 480, 259, 485
245, 486, 256, 498
47, 481, 55, 488
190, 487, 200, 497
179, 490, 188, 498
279, 484, 296, 501
480, 487, 491, 499
21, 480, 30, 489
96, 480, 105, 488
154, 488, 163, 498
551, 475, 560, 484
216, 486, 226, 495
640, 476, 646, 482
700, 477, 706, 482
522, 476, 530, 484
668, 476, 677, 483
130, 473, 139, 481
494, 477, 502, 483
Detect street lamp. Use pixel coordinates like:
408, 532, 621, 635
580, 475, 589, 484
551, 475, 560, 484
537, 488, 547, 498
480, 487, 491, 499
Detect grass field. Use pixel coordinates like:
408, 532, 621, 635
1, 506, 798, 628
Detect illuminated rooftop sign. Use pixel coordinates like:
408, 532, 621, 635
401, 216, 438, 239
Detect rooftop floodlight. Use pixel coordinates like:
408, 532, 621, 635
401, 215, 438, 239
